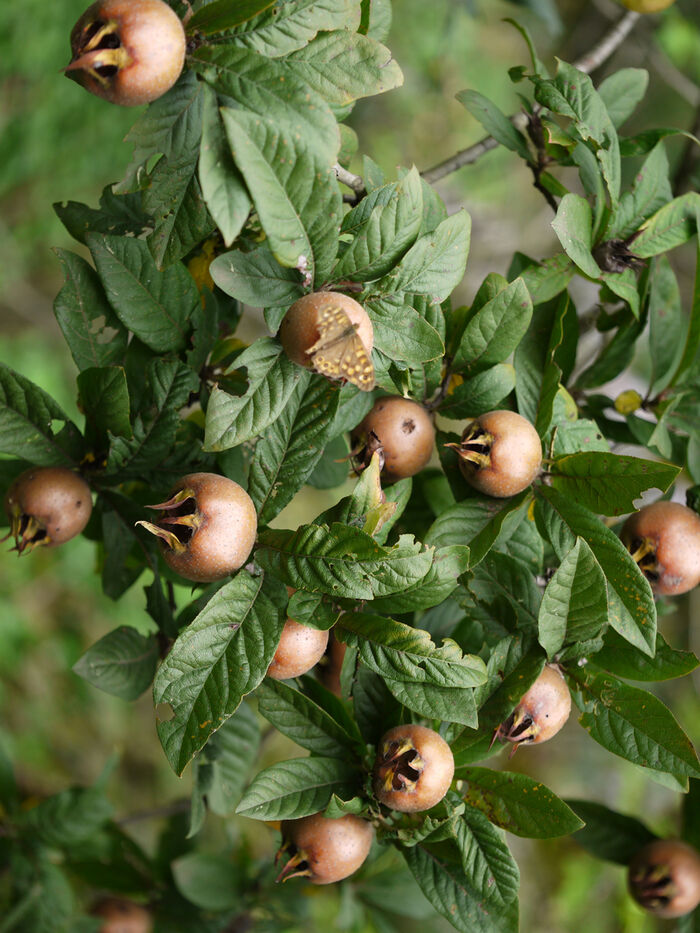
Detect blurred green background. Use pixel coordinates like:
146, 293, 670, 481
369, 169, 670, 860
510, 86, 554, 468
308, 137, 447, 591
1, 0, 699, 929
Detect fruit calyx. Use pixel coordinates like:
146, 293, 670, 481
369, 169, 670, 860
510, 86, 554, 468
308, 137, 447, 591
4, 509, 47, 554
625, 535, 660, 585
375, 736, 425, 794
136, 488, 201, 554
351, 429, 385, 474
275, 839, 312, 883
629, 859, 678, 912
494, 706, 538, 755
66, 17, 130, 90
445, 421, 494, 471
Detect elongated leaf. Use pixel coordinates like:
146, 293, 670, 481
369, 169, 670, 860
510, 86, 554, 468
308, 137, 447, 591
77, 366, 131, 446
204, 702, 261, 816
634, 192, 700, 258
73, 627, 157, 701
368, 545, 470, 614
204, 338, 305, 450
438, 365, 515, 420
456, 767, 583, 838
456, 806, 520, 908
385, 679, 478, 727
26, 785, 113, 849
425, 492, 530, 567
607, 142, 672, 240
337, 612, 486, 688
366, 296, 444, 364
598, 68, 648, 128
595, 630, 699, 682
457, 90, 530, 160
551, 194, 600, 279
172, 852, 241, 910
188, 0, 277, 34
569, 665, 700, 782
256, 679, 359, 757
210, 244, 304, 307
236, 756, 359, 820
452, 278, 533, 375
566, 799, 656, 864
153, 572, 286, 775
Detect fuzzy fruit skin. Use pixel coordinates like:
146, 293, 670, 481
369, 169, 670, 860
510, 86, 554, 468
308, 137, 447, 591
157, 473, 257, 583
267, 619, 329, 680
498, 665, 571, 747
352, 397, 435, 481
373, 724, 454, 813
621, 0, 675, 12
621, 501, 700, 596
68, 0, 186, 106
280, 812, 374, 884
456, 410, 541, 497
91, 897, 153, 933
628, 840, 700, 918
278, 292, 374, 368
5, 467, 92, 548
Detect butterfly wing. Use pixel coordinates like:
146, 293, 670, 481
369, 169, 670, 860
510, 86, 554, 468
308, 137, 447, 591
306, 305, 375, 392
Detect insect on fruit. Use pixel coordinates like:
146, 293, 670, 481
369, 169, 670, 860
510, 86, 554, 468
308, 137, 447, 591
278, 292, 375, 391
277, 812, 374, 884
446, 409, 542, 497
4, 467, 92, 553
137, 472, 257, 583
620, 500, 700, 596
351, 397, 435, 481
373, 724, 454, 813
267, 619, 329, 681
495, 665, 571, 754
66, 0, 186, 106
628, 839, 700, 918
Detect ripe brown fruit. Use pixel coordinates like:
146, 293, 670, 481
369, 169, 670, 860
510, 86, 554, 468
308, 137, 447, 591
628, 840, 700, 918
278, 291, 375, 391
373, 724, 454, 813
267, 619, 329, 681
496, 665, 571, 752
448, 410, 541, 497
351, 397, 435, 481
137, 472, 257, 583
621, 501, 700, 596
91, 897, 153, 933
4, 467, 92, 553
621, 0, 675, 12
277, 812, 374, 884
66, 0, 186, 106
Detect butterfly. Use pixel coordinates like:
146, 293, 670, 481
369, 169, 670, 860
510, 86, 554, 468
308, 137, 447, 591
305, 304, 375, 392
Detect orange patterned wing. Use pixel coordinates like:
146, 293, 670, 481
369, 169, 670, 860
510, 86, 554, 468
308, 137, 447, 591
306, 304, 375, 392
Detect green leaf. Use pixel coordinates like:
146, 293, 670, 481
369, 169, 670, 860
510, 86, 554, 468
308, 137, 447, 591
204, 338, 305, 451
548, 452, 680, 516
0, 364, 84, 466
210, 244, 304, 307
569, 665, 700, 782
607, 142, 672, 240
368, 545, 470, 614
26, 784, 113, 849
385, 679, 478, 727
456, 767, 584, 838
87, 233, 199, 352
514, 252, 575, 304
172, 852, 241, 910
469, 551, 542, 633
634, 192, 700, 258
334, 168, 423, 282
220, 108, 340, 283
337, 612, 487, 688
373, 210, 471, 301
551, 194, 601, 279
438, 365, 515, 420
199, 84, 252, 247
286, 30, 403, 105
456, 806, 520, 908
425, 492, 530, 567
648, 256, 684, 395
188, 0, 277, 34
595, 629, 699, 682
73, 626, 158, 701
203, 702, 261, 817
153, 572, 286, 775
77, 367, 132, 447
452, 278, 533, 374
566, 799, 656, 864
256, 678, 359, 757
236, 756, 359, 820
535, 485, 656, 656
457, 90, 530, 160
538, 538, 607, 657
52, 249, 128, 372
256, 525, 434, 599
248, 374, 340, 524
597, 68, 648, 128
366, 297, 445, 364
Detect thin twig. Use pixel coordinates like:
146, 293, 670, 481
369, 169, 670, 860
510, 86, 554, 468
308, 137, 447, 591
421, 10, 641, 186
334, 163, 366, 199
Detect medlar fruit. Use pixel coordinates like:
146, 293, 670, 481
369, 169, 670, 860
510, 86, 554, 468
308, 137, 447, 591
447, 409, 541, 497
4, 466, 92, 553
267, 619, 329, 681
373, 724, 454, 813
66, 0, 186, 106
277, 812, 374, 884
495, 664, 571, 752
137, 472, 257, 583
628, 839, 700, 918
351, 396, 435, 481
91, 896, 153, 933
620, 500, 700, 596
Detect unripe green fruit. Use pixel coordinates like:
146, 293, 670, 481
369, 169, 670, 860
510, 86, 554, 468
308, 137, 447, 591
628, 840, 700, 918
137, 472, 257, 583
66, 0, 186, 106
267, 619, 329, 680
621, 501, 700, 596
278, 812, 374, 884
449, 410, 542, 497
352, 397, 435, 481
5, 467, 92, 552
373, 724, 454, 813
